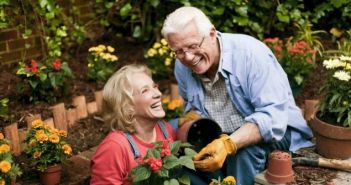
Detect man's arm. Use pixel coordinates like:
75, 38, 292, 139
229, 122, 262, 149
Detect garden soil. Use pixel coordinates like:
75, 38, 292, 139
0, 36, 333, 184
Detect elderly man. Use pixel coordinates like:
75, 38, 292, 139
161, 6, 313, 185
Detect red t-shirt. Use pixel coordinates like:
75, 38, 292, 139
90, 122, 176, 185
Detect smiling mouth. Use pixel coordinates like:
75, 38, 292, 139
192, 58, 202, 66
150, 102, 161, 109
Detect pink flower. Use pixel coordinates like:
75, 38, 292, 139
52, 58, 61, 71
145, 157, 162, 172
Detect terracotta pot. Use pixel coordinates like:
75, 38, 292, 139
176, 118, 222, 152
310, 115, 351, 159
265, 150, 294, 184
40, 164, 62, 185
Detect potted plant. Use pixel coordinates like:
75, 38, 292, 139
129, 139, 196, 185
24, 119, 72, 185
0, 132, 22, 184
310, 55, 351, 159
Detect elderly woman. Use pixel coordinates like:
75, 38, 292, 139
90, 64, 176, 184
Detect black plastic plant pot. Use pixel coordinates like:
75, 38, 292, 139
177, 118, 222, 152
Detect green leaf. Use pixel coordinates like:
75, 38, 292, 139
170, 141, 181, 154
120, 3, 132, 17
184, 148, 197, 157
157, 167, 169, 177
163, 155, 180, 169
169, 178, 180, 185
178, 174, 191, 185
179, 156, 195, 170
148, 0, 160, 7
39, 0, 48, 8
131, 166, 151, 182
133, 26, 141, 38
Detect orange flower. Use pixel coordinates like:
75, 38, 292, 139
0, 160, 11, 173
49, 134, 60, 143
62, 144, 72, 155
0, 144, 10, 153
31, 119, 44, 128
0, 133, 4, 140
33, 151, 42, 159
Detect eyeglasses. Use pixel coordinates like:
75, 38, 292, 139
173, 36, 205, 58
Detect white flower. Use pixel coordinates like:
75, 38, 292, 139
340, 55, 351, 61
323, 58, 345, 69
333, 70, 351, 81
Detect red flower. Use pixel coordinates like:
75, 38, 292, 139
28, 59, 39, 73
145, 157, 162, 172
160, 139, 171, 157
52, 58, 61, 71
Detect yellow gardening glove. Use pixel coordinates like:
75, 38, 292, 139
178, 110, 201, 127
193, 134, 237, 172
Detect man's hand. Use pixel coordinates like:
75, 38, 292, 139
193, 134, 237, 172
178, 110, 201, 127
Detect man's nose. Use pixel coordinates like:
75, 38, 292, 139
183, 51, 195, 61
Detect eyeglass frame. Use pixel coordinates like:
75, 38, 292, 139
172, 36, 206, 58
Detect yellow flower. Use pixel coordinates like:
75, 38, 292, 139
31, 119, 44, 128
58, 130, 67, 137
223, 176, 236, 185
147, 48, 157, 57
330, 28, 343, 38
35, 133, 48, 143
49, 128, 60, 135
0, 133, 4, 140
107, 46, 115, 53
162, 97, 170, 104
172, 99, 183, 108
0, 144, 10, 153
62, 144, 72, 155
0, 160, 11, 173
165, 58, 172, 66
160, 39, 168, 46
153, 42, 161, 49
33, 151, 42, 159
28, 139, 36, 147
49, 134, 60, 143
168, 101, 177, 110
158, 48, 165, 56
0, 179, 5, 185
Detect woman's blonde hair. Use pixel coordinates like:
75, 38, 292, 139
102, 64, 152, 133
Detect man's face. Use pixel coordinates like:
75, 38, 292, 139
167, 23, 218, 75
131, 73, 165, 122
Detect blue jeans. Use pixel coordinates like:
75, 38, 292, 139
185, 128, 292, 185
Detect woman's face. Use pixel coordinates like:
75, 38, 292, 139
131, 72, 165, 121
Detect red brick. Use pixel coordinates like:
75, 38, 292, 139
0, 29, 18, 42
8, 38, 35, 51
0, 50, 22, 63
25, 47, 43, 58
0, 42, 7, 53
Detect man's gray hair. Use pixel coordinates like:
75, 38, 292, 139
161, 6, 213, 39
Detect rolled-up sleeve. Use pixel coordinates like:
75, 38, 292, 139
243, 50, 291, 142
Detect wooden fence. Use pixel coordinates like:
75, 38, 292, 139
3, 90, 103, 156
